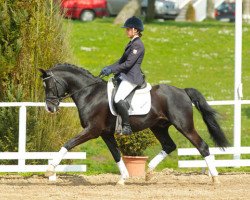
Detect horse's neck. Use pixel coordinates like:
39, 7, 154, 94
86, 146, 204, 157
61, 71, 104, 108
61, 71, 95, 92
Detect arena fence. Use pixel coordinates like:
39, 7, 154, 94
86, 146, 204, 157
0, 101, 249, 177
178, 147, 250, 169
0, 102, 86, 181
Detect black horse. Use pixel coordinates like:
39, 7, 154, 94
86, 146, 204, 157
39, 63, 229, 184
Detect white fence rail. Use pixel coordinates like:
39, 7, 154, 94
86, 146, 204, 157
0, 152, 86, 172
178, 147, 250, 168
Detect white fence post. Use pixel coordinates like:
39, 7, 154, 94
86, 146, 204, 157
48, 160, 57, 181
234, 0, 243, 161
18, 105, 27, 171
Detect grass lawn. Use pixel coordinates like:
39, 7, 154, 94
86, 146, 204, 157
66, 18, 250, 174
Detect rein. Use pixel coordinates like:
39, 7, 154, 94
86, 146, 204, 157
60, 78, 103, 101
43, 71, 104, 105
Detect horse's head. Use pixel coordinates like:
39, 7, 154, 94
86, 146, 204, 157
39, 68, 68, 113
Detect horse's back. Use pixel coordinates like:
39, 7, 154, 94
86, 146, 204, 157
151, 84, 193, 125
151, 84, 191, 105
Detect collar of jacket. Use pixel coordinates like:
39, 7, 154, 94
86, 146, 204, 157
131, 35, 139, 42
126, 37, 140, 48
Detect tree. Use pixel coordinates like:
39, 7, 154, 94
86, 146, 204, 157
243, 0, 250, 23
207, 0, 215, 19
114, 0, 141, 24
145, 0, 155, 22
0, 0, 79, 157
186, 3, 196, 22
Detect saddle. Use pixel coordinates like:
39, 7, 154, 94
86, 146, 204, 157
107, 78, 152, 116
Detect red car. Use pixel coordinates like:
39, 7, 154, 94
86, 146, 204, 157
61, 0, 107, 21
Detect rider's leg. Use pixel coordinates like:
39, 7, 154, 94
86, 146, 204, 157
114, 79, 137, 135
115, 100, 132, 135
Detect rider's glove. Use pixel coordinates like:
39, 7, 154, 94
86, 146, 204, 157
101, 67, 112, 76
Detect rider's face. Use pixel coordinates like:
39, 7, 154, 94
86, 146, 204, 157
126, 28, 136, 38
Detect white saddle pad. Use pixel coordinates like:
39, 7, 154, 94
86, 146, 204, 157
107, 79, 152, 116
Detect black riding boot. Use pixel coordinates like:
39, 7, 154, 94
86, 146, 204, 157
116, 100, 132, 135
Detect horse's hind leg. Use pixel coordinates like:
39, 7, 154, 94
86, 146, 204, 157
175, 121, 219, 183
146, 125, 176, 180
185, 129, 219, 180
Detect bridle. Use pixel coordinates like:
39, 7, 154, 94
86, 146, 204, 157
42, 71, 103, 106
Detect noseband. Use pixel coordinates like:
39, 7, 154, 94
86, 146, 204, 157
43, 71, 102, 106
42, 72, 68, 106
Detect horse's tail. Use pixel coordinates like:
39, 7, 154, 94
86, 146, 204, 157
184, 88, 230, 149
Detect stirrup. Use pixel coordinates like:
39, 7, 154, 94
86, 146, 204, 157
121, 125, 132, 135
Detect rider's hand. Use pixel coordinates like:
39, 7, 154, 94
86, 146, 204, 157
101, 67, 112, 76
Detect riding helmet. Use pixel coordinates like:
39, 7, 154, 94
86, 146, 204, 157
122, 16, 144, 32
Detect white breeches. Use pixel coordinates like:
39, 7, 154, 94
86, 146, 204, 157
114, 78, 137, 103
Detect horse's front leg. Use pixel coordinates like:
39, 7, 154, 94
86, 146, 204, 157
101, 134, 129, 185
45, 127, 98, 176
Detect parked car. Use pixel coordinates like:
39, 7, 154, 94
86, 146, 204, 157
107, 0, 146, 16
61, 0, 107, 21
107, 0, 180, 20
154, 0, 180, 19
215, 2, 235, 22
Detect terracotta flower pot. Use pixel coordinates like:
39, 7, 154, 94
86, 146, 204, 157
122, 155, 148, 177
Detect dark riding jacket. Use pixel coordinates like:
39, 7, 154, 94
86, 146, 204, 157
108, 37, 145, 86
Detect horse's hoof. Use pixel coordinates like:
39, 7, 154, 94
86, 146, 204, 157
45, 165, 55, 177
145, 169, 153, 181
115, 132, 123, 137
116, 178, 126, 186
212, 176, 220, 184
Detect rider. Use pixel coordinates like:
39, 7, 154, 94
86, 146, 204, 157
101, 16, 145, 135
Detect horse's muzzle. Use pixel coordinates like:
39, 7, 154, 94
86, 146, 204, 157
45, 100, 59, 114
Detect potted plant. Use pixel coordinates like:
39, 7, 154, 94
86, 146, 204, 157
115, 129, 157, 177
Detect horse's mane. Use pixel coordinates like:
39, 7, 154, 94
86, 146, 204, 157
52, 63, 97, 79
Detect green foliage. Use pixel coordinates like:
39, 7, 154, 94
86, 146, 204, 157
0, 0, 78, 161
0, 0, 23, 78
15, 0, 72, 101
0, 79, 24, 164
185, 3, 196, 22
115, 129, 157, 156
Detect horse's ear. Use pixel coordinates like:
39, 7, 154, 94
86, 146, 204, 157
38, 68, 47, 77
